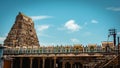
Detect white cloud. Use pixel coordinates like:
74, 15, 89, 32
91, 19, 98, 24
35, 25, 53, 38
107, 7, 120, 11
30, 16, 53, 21
0, 37, 6, 44
64, 20, 82, 32
36, 25, 49, 32
37, 33, 53, 38
71, 38, 80, 43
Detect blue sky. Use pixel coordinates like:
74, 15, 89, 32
0, 0, 120, 46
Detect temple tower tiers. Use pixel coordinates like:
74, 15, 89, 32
4, 12, 40, 47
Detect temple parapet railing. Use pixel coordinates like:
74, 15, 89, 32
3, 45, 119, 55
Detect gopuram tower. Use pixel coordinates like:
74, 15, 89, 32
4, 12, 39, 47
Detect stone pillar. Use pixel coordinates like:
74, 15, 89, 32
70, 62, 73, 68
11, 59, 13, 68
38, 58, 40, 68
78, 63, 79, 68
118, 55, 120, 68
74, 64, 76, 68
20, 58, 23, 68
30, 57, 33, 68
54, 57, 56, 68
82, 64, 84, 68
42, 58, 45, 68
62, 61, 65, 68
50, 59, 52, 68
